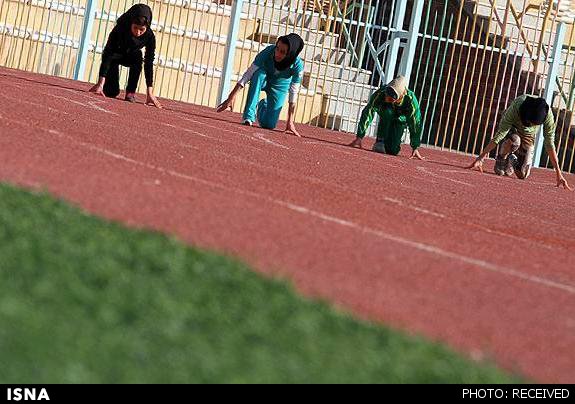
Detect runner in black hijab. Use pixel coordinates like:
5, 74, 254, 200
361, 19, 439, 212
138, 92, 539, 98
89, 4, 161, 108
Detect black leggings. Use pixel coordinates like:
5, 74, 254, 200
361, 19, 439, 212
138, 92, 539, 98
102, 52, 143, 98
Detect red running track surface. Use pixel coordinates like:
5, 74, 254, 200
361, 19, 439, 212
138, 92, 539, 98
1, 67, 574, 382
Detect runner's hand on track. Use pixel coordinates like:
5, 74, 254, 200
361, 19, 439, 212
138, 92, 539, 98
467, 158, 484, 174
285, 121, 301, 137
144, 87, 162, 109
146, 93, 162, 109
348, 137, 362, 149
557, 174, 573, 191
216, 98, 234, 113
410, 149, 425, 160
89, 84, 105, 97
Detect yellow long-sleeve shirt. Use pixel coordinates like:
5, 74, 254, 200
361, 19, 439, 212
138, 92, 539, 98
492, 95, 556, 152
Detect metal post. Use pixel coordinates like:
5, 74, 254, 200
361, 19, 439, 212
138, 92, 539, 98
398, 0, 423, 146
399, 0, 424, 83
384, 0, 407, 82
218, 0, 244, 106
74, 0, 98, 81
533, 21, 566, 168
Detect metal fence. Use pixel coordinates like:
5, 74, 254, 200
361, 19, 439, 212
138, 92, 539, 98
1, 0, 574, 172
231, 0, 400, 133
411, 0, 575, 172
552, 29, 575, 173
0, 0, 86, 78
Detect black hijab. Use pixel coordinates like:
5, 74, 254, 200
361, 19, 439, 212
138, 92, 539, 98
116, 4, 153, 29
519, 97, 549, 126
114, 4, 154, 52
274, 33, 304, 71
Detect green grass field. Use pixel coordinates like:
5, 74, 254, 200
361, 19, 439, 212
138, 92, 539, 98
0, 183, 521, 383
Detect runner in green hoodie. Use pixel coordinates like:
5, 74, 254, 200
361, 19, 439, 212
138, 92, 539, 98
349, 76, 424, 160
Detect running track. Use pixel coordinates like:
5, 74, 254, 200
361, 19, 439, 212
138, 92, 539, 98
1, 67, 574, 383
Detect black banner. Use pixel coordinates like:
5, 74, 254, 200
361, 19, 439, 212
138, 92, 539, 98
1, 384, 574, 402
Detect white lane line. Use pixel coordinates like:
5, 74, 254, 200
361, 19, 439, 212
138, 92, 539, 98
23, 124, 575, 297
510, 212, 575, 233
1, 94, 72, 116
1, 113, 565, 250
252, 132, 290, 150
190, 114, 332, 154
177, 115, 290, 150
160, 122, 212, 139
417, 166, 474, 187
274, 201, 575, 295
44, 93, 119, 116
440, 169, 475, 175
383, 197, 446, 219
